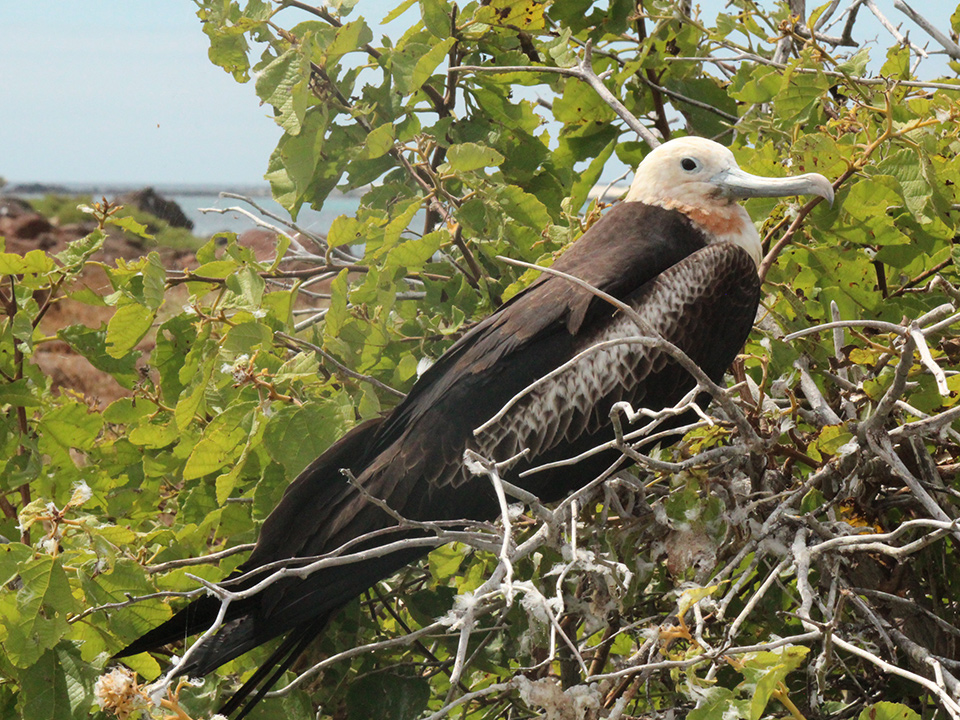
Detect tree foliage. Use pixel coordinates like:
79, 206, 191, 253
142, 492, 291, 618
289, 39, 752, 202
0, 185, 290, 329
3, 1, 960, 718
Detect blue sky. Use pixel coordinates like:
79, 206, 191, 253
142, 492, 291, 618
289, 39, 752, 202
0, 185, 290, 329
1, 2, 951, 186
1, 1, 424, 186
2, 4, 280, 185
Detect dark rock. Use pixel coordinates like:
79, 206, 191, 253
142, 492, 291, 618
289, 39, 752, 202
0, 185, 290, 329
8, 183, 71, 194
114, 187, 194, 230
0, 197, 34, 218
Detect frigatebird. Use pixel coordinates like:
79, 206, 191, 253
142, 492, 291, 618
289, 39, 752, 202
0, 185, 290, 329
115, 137, 833, 716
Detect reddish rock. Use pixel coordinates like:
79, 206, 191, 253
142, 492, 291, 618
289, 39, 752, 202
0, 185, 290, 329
1, 213, 54, 241
237, 228, 280, 262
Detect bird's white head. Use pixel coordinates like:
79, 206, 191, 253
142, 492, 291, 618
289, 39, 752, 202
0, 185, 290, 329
624, 137, 834, 265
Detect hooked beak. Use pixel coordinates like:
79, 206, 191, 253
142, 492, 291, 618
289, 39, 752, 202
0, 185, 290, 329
714, 166, 835, 205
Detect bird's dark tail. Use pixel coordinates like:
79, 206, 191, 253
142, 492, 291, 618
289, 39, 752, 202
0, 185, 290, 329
221, 615, 330, 719
113, 594, 230, 660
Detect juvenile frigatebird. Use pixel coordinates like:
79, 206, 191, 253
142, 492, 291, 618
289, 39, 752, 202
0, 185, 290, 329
115, 137, 833, 716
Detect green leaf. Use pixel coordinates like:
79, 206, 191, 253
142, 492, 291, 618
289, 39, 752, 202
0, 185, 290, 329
263, 402, 346, 477
328, 215, 365, 248
554, 78, 615, 126
223, 321, 273, 357
495, 184, 552, 229
362, 123, 396, 160
183, 402, 258, 480
256, 46, 310, 135
428, 544, 465, 583
568, 137, 616, 211
58, 324, 140, 389
108, 214, 154, 240
175, 357, 216, 431
383, 0, 417, 24
738, 646, 809, 720
274, 352, 320, 383
6, 556, 75, 667
446, 142, 505, 172
18, 649, 74, 720
411, 36, 456, 91
226, 266, 266, 309
105, 302, 156, 359
835, 46, 870, 76
201, 7, 252, 82
323, 19, 373, 64
858, 702, 921, 720
386, 230, 445, 269
0, 379, 41, 408
39, 401, 103, 452
419, 0, 451, 38
346, 673, 430, 720
54, 230, 105, 269
477, 0, 546, 30
0, 250, 56, 276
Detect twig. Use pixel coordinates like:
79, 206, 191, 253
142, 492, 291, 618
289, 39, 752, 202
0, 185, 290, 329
145, 543, 256, 575
451, 41, 660, 148
893, 0, 960, 60
863, 0, 928, 57
274, 331, 406, 398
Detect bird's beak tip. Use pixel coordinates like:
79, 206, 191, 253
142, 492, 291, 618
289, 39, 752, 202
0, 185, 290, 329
803, 172, 835, 206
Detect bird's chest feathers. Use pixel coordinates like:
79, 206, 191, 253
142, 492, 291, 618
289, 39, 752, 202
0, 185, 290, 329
667, 200, 761, 265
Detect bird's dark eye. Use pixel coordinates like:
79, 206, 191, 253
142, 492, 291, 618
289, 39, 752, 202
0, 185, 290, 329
681, 157, 698, 172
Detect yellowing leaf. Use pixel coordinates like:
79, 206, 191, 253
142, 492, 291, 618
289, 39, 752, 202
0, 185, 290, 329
363, 123, 396, 160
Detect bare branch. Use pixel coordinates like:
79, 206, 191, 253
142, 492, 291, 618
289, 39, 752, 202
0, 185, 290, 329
893, 0, 960, 60
451, 41, 660, 149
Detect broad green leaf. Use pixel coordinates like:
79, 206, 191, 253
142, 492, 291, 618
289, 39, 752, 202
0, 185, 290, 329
384, 0, 417, 24
183, 402, 258, 480
226, 266, 266, 309
6, 556, 75, 667
477, 0, 546, 30
346, 673, 430, 720
222, 321, 273, 356
386, 230, 445, 269
858, 702, 921, 720
323, 19, 373, 64
105, 302, 156, 359
0, 250, 56, 276
328, 215, 365, 247
108, 214, 154, 240
495, 184, 552, 230
274, 352, 320, 383
362, 123, 396, 160
18, 648, 75, 720
256, 45, 309, 135
58, 324, 140, 389
54, 230, 105, 269
446, 142, 505, 172
39, 401, 103, 452
420, 0, 451, 37
676, 584, 721, 616
411, 36, 456, 91
263, 402, 346, 476
129, 417, 180, 449
0, 379, 40, 408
